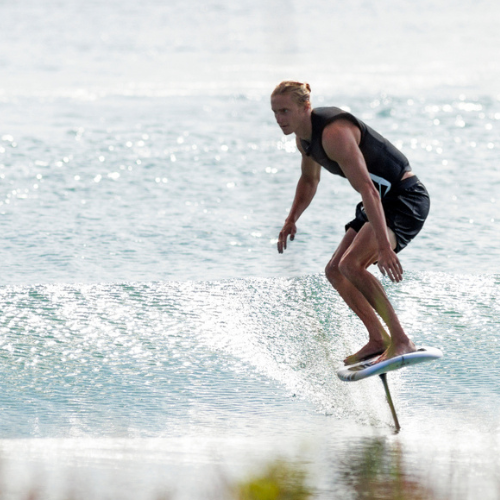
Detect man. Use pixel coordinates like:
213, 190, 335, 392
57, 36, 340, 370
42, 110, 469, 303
271, 81, 430, 365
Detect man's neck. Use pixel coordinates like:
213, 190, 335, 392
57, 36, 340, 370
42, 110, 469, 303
296, 111, 312, 141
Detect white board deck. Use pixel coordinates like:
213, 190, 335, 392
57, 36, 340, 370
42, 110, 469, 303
337, 346, 443, 382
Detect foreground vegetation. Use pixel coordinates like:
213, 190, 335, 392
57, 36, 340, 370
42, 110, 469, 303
1, 438, 488, 499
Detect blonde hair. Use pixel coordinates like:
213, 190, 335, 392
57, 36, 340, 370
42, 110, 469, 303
271, 81, 311, 106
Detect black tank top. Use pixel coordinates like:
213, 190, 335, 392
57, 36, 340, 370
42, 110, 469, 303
300, 107, 411, 197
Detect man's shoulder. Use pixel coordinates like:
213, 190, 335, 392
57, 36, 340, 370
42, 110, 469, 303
313, 107, 359, 129
322, 119, 357, 142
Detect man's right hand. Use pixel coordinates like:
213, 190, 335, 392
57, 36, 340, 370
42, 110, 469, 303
277, 220, 297, 253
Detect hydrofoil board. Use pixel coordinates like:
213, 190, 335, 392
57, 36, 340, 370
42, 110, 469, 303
337, 346, 443, 382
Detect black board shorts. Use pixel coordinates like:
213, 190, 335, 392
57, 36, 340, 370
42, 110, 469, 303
345, 176, 430, 253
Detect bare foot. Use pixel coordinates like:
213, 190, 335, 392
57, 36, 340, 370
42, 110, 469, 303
344, 339, 390, 366
376, 340, 417, 364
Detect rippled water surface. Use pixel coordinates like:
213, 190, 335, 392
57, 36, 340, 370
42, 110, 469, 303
1, 0, 500, 498
2, 92, 499, 283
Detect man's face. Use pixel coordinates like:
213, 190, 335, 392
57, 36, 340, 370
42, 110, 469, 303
271, 93, 307, 135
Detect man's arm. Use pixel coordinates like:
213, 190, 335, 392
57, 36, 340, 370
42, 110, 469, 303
322, 120, 403, 281
277, 138, 321, 254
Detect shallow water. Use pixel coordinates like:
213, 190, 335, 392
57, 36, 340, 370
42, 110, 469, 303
1, 0, 500, 498
0, 274, 499, 498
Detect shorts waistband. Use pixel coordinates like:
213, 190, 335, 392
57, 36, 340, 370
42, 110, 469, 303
395, 175, 420, 191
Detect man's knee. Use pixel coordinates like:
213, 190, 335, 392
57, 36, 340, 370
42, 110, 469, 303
325, 260, 344, 290
337, 253, 359, 282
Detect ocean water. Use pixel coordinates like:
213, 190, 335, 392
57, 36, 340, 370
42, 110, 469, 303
1, 0, 500, 498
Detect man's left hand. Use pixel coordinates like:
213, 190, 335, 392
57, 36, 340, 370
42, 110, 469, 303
377, 247, 403, 282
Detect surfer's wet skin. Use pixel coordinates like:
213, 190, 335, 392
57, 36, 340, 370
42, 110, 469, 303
337, 346, 443, 430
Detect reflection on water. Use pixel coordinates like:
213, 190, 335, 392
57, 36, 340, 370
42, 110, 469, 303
339, 438, 445, 500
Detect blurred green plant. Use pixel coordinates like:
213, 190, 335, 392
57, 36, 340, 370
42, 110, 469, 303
235, 459, 312, 500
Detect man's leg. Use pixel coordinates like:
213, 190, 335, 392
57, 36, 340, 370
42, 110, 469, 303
326, 228, 391, 364
338, 223, 416, 361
